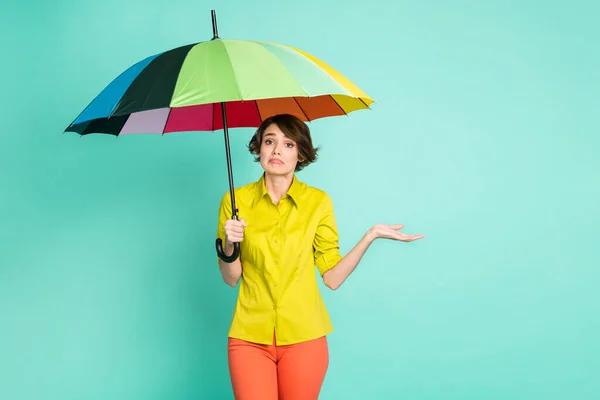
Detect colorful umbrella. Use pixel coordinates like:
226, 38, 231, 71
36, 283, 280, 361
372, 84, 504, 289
65, 10, 373, 261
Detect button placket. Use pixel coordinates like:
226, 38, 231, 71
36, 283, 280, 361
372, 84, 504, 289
271, 206, 282, 302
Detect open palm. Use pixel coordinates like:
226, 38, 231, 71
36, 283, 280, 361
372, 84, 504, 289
371, 224, 424, 242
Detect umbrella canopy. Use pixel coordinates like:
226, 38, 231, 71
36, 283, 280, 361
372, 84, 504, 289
65, 10, 373, 262
65, 39, 373, 136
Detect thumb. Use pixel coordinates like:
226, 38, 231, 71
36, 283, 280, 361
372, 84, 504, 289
239, 218, 247, 227
392, 224, 404, 230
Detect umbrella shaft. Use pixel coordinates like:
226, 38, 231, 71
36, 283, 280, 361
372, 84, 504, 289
221, 102, 238, 220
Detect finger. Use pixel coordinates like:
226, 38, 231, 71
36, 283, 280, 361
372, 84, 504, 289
227, 223, 245, 231
388, 232, 412, 241
226, 227, 244, 236
385, 227, 403, 236
227, 233, 243, 242
225, 231, 244, 241
404, 234, 425, 241
226, 220, 245, 228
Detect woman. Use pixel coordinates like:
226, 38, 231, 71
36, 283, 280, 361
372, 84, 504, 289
216, 114, 424, 399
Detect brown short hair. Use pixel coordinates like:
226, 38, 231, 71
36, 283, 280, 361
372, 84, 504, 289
248, 114, 319, 172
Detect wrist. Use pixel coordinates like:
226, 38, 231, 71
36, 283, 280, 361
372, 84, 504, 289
364, 228, 377, 243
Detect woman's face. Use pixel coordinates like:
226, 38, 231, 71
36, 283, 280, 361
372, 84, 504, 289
259, 123, 300, 177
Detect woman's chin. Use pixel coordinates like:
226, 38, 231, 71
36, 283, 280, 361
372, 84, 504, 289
264, 166, 293, 176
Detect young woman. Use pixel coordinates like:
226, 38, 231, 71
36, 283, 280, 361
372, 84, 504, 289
216, 114, 424, 399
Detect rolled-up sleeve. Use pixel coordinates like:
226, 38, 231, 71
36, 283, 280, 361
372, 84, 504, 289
313, 194, 342, 275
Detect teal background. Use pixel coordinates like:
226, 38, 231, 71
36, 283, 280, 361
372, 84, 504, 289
1, 0, 599, 399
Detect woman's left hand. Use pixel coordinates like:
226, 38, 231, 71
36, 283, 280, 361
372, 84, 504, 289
369, 224, 425, 242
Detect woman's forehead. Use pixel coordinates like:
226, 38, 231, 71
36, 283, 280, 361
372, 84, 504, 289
264, 122, 283, 134
263, 129, 294, 141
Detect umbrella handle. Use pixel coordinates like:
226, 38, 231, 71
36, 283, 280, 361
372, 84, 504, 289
216, 239, 240, 263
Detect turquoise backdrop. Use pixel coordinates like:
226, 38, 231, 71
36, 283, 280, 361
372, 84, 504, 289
1, 0, 599, 399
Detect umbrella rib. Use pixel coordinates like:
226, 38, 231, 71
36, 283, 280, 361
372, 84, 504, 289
293, 97, 310, 121
254, 100, 262, 122
358, 97, 371, 109
219, 41, 244, 102
162, 107, 173, 134
329, 95, 348, 116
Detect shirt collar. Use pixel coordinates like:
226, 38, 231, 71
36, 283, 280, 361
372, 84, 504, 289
253, 173, 302, 208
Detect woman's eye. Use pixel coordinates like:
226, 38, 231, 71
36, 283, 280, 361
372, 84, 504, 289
285, 142, 295, 148
265, 139, 273, 145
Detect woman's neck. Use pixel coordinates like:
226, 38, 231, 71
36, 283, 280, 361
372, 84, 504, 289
265, 172, 293, 205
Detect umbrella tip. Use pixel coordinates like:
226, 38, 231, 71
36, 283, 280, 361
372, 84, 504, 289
211, 10, 219, 40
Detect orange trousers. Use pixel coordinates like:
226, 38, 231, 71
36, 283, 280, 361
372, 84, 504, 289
228, 334, 329, 400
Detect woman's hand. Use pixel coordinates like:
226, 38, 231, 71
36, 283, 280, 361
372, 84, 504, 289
368, 224, 424, 242
224, 218, 247, 245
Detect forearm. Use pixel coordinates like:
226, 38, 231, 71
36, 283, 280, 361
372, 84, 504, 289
218, 241, 242, 287
323, 230, 376, 290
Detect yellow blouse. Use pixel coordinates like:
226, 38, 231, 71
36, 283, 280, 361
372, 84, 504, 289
216, 173, 342, 345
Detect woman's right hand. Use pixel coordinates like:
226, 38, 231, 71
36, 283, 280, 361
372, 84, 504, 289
224, 218, 247, 245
